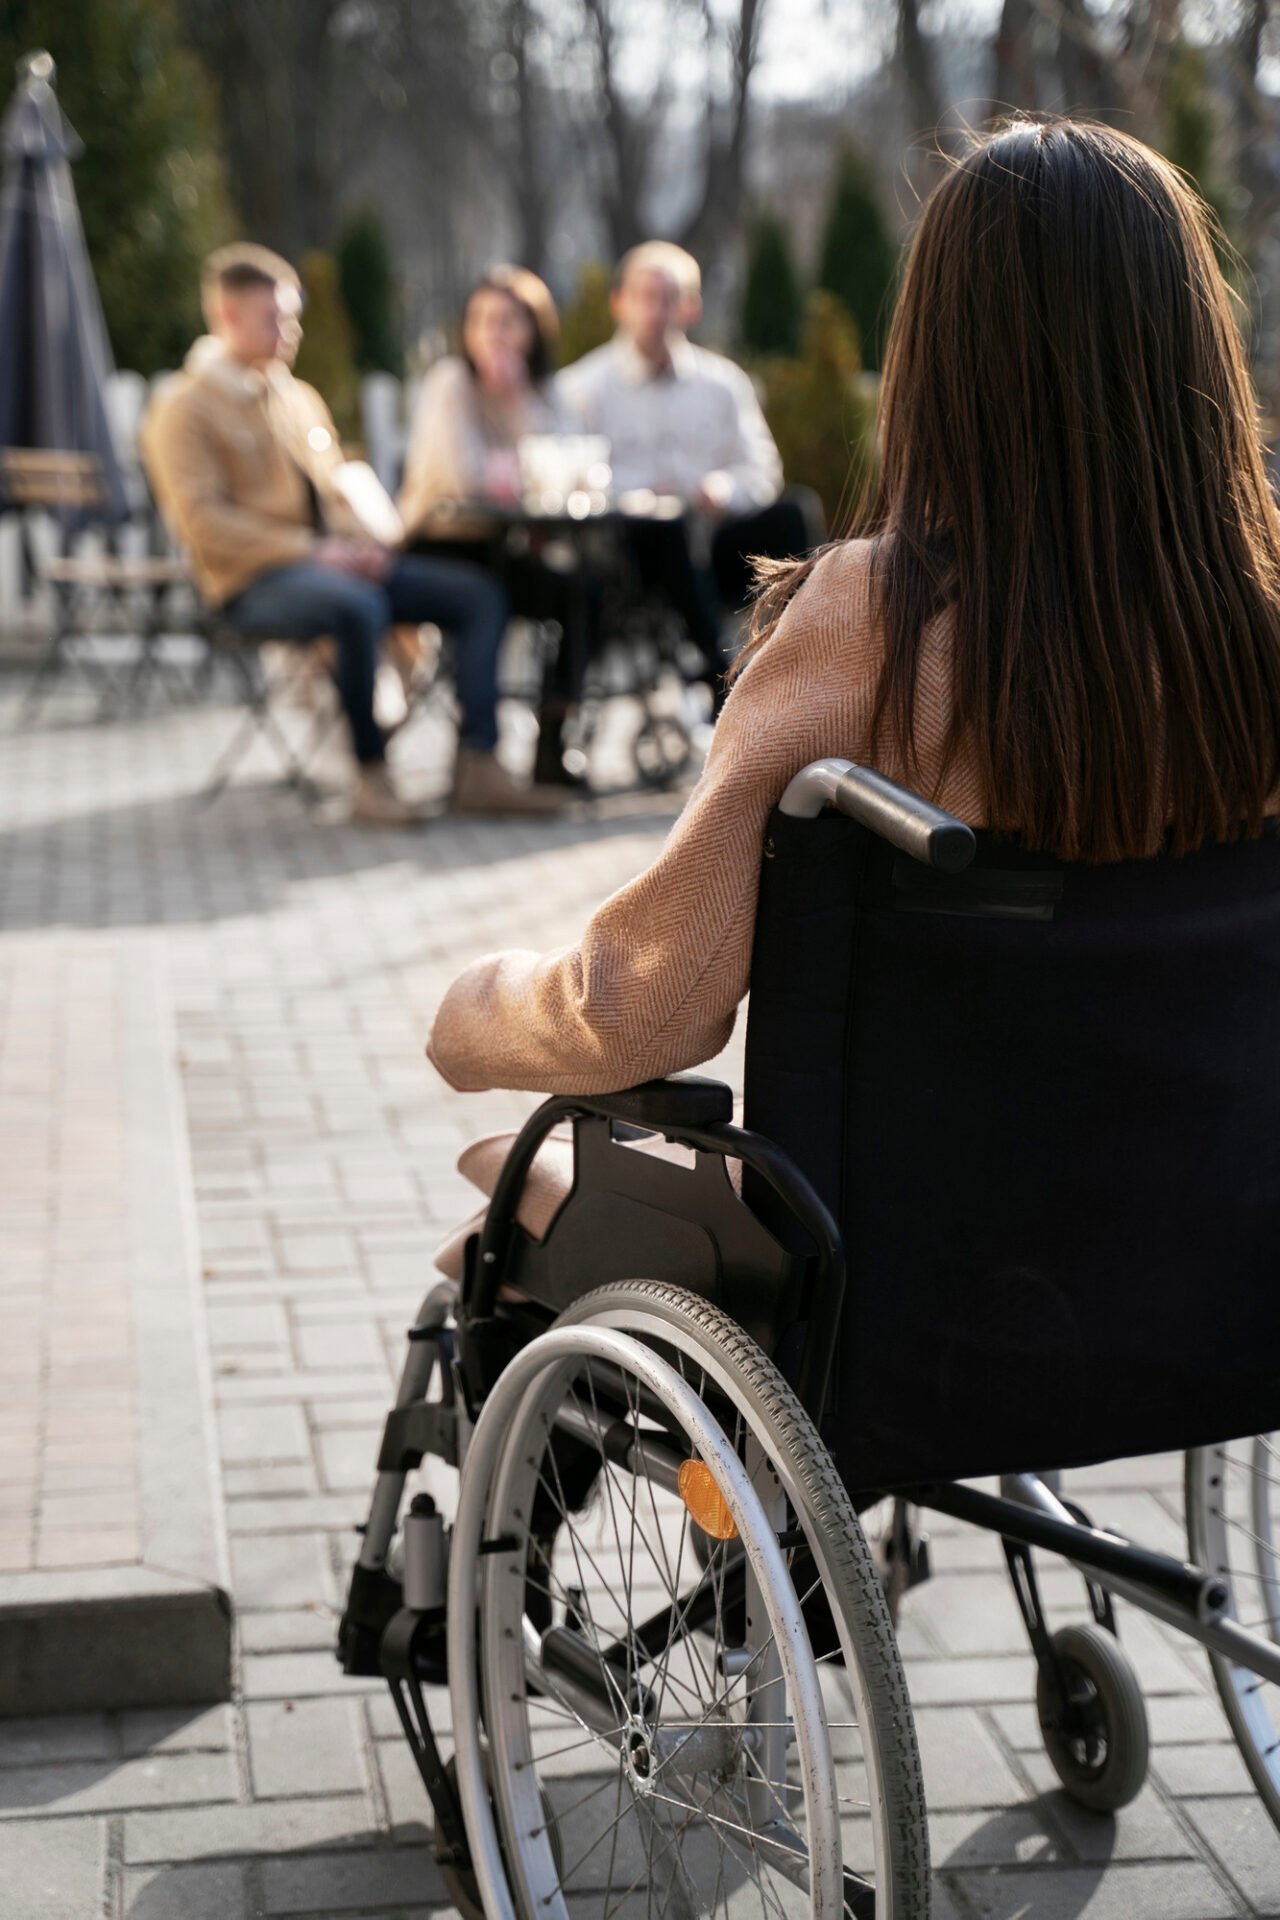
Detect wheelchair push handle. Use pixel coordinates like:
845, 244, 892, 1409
779, 757, 977, 873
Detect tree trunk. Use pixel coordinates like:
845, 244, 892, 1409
177, 0, 342, 259
1053, 0, 1124, 118
582, 0, 646, 256
680, 0, 765, 279
898, 0, 943, 140
990, 0, 1039, 120
508, 1, 548, 274
1228, 0, 1275, 249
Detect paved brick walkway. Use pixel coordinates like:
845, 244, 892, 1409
0, 939, 142, 1574
3, 674, 1280, 1917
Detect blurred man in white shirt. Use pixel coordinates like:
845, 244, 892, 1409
558, 242, 816, 705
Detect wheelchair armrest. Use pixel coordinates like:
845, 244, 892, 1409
574, 1073, 733, 1134
779, 757, 976, 872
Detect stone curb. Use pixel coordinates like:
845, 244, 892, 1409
0, 939, 232, 1716
0, 1568, 231, 1715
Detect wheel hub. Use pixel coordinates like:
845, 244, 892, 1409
625, 1715, 754, 1792
625, 1725, 657, 1797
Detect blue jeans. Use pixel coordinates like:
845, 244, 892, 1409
222, 553, 508, 762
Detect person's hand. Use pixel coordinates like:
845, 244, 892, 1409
313, 538, 363, 575
482, 448, 521, 503
348, 541, 393, 581
694, 470, 735, 519
313, 538, 392, 581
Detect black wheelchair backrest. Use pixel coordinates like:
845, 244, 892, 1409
745, 792, 1280, 1490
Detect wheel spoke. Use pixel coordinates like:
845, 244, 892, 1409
580, 1372, 644, 1737
645, 1787, 800, 1919
602, 1756, 626, 1920
531, 1766, 620, 1836
531, 1453, 643, 1726
1211, 1507, 1280, 1575
556, 1788, 652, 1888
463, 1305, 921, 1918
531, 1441, 708, 1721
601, 1797, 701, 1920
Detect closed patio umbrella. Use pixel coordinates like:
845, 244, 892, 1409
0, 49, 127, 522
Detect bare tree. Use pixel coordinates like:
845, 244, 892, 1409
680, 0, 766, 261
581, 0, 661, 255
562, 0, 769, 273
178, 0, 345, 258
990, 0, 1041, 118
503, 0, 551, 273
1223, 0, 1279, 253
1052, 0, 1126, 114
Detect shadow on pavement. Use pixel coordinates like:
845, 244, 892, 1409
0, 767, 686, 935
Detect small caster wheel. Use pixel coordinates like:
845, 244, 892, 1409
632, 713, 693, 788
1036, 1621, 1150, 1811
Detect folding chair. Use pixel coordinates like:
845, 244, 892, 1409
196, 622, 346, 804
6, 448, 194, 717
196, 617, 459, 805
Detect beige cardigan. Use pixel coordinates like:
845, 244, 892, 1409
398, 355, 568, 540
428, 539, 988, 1095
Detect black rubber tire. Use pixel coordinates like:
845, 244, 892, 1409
433, 1752, 563, 1920
433, 1758, 485, 1920
1036, 1622, 1150, 1812
555, 1279, 932, 1918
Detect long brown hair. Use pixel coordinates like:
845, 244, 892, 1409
747, 117, 1280, 861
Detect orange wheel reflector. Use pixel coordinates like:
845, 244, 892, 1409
677, 1458, 739, 1540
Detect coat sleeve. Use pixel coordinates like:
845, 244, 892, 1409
141, 390, 314, 594
427, 544, 878, 1095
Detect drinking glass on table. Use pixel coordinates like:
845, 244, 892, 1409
517, 434, 612, 518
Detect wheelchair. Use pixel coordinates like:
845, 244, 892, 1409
573, 579, 703, 790
432, 517, 700, 795
339, 756, 1280, 1918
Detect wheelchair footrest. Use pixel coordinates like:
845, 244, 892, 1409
379, 1610, 469, 1874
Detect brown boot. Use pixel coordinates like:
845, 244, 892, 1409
451, 747, 569, 817
350, 763, 430, 826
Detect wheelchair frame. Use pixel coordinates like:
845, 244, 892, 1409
340, 755, 1280, 1915
438, 519, 702, 793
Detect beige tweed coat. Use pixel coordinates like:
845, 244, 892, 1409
428, 539, 989, 1096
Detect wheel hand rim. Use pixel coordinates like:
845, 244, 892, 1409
448, 1325, 843, 1920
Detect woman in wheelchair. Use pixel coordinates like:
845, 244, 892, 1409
342, 117, 1280, 1920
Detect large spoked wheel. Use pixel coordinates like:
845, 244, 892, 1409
1186, 1440, 1280, 1827
449, 1282, 929, 1919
